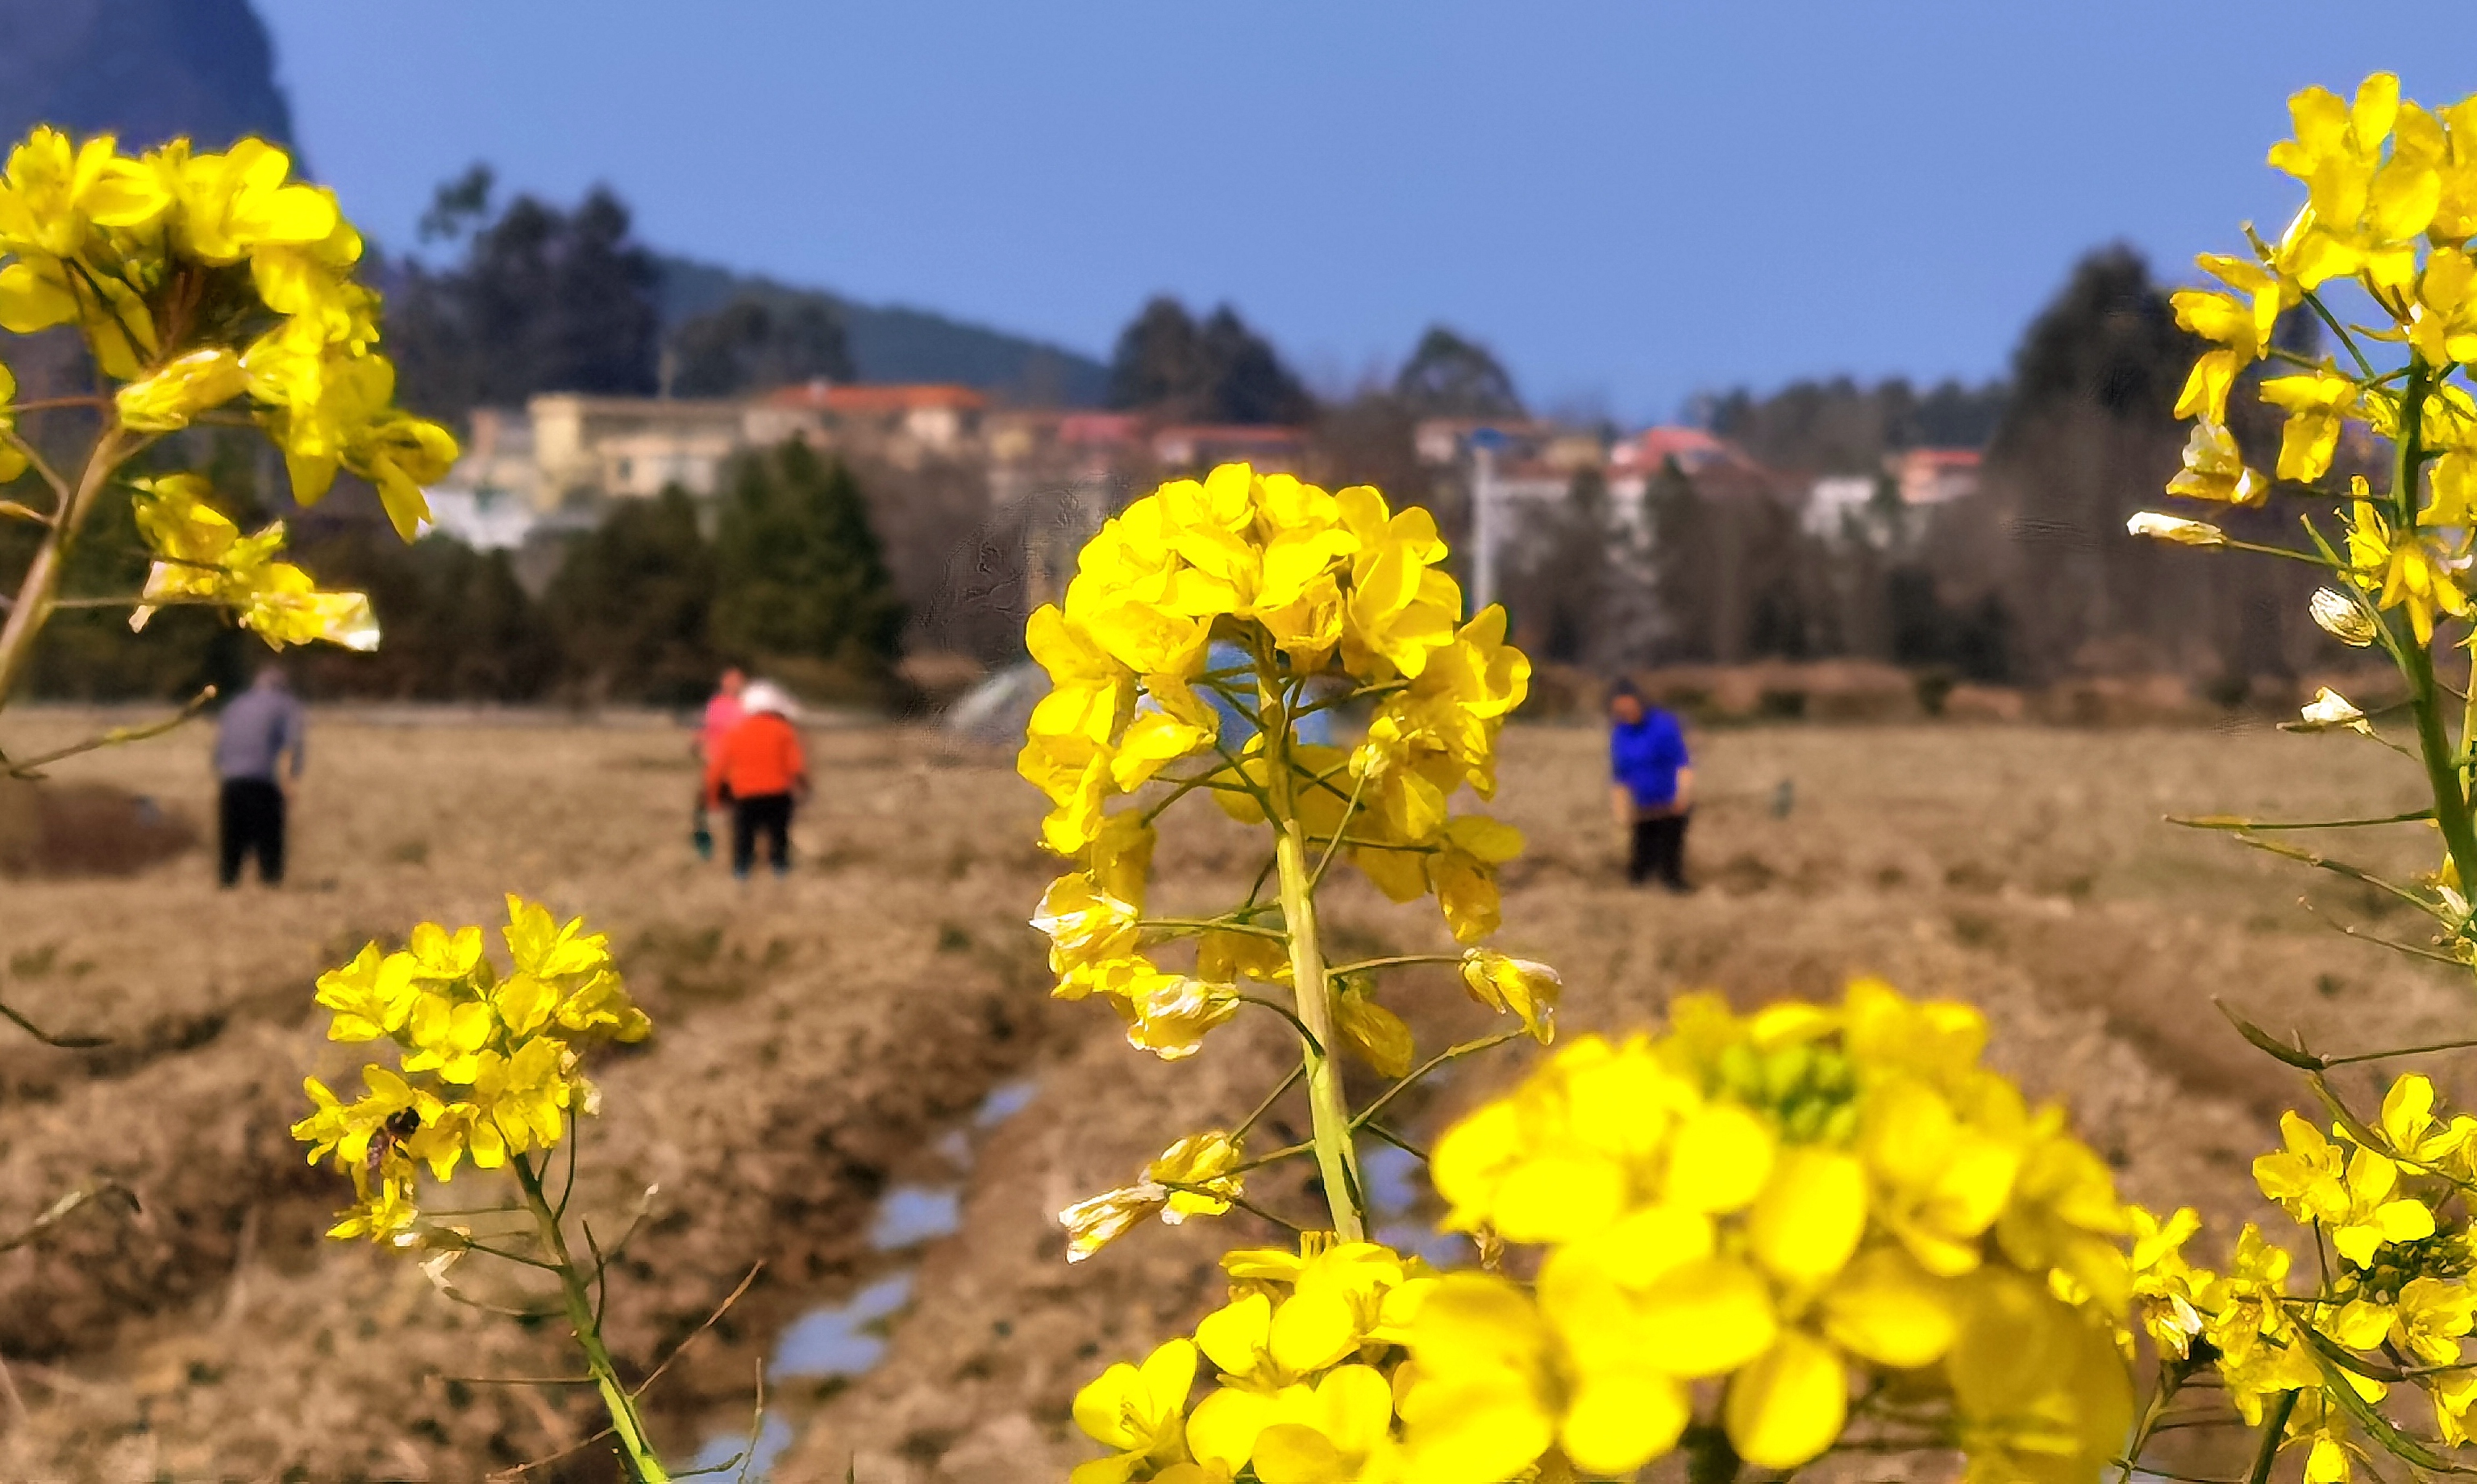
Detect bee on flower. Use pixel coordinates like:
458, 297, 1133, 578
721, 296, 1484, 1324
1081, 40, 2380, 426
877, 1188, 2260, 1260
293, 897, 648, 1242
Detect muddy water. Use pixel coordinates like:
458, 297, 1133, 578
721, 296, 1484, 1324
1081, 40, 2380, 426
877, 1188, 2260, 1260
687, 1075, 1043, 1478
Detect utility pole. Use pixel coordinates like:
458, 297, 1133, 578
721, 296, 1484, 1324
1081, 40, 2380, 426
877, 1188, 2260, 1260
1470, 430, 1503, 615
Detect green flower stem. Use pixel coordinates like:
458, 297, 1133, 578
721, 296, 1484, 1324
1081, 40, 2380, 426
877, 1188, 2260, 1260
2389, 360, 2477, 887
0, 424, 127, 708
2117, 1360, 2195, 1484
1275, 813, 1366, 1241
512, 1154, 672, 1484
1259, 654, 1367, 1241
2244, 1390, 2299, 1484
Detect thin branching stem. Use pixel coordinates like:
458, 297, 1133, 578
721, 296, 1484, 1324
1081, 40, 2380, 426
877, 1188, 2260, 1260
1306, 767, 1370, 894
510, 1154, 671, 1482
1233, 993, 1326, 1058
1329, 953, 1466, 979
6, 686, 215, 780
1232, 1062, 1306, 1142
0, 997, 106, 1048
1158, 1181, 1304, 1234
627, 1264, 762, 1403
1353, 1031, 1525, 1133
1143, 917, 1288, 941
1360, 1120, 1430, 1162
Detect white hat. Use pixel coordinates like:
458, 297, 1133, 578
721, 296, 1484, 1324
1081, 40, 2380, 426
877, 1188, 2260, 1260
741, 680, 795, 718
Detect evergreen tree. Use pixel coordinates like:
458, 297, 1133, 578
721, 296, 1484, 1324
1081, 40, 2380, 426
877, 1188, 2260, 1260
668, 297, 852, 397
1510, 467, 1611, 666
389, 175, 664, 421
542, 486, 720, 705
1983, 243, 2212, 680
1642, 458, 1717, 663
1106, 296, 1313, 424
1195, 306, 1313, 425
1393, 325, 1525, 421
291, 534, 561, 700
709, 442, 905, 699
1107, 296, 1211, 413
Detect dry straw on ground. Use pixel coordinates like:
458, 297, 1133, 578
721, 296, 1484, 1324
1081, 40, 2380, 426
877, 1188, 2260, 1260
0, 710, 2454, 1481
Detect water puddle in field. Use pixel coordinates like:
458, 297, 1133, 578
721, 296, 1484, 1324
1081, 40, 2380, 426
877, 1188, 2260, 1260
868, 1186, 963, 1249
682, 1073, 1472, 1478
682, 1075, 1039, 1479
1362, 1140, 1467, 1268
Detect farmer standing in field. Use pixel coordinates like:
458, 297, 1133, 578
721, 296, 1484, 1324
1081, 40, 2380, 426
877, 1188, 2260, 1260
1609, 681, 1694, 892
689, 667, 747, 858
213, 666, 305, 887
703, 680, 808, 879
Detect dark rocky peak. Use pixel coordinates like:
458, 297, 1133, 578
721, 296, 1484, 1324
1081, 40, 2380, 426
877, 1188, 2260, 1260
0, 0, 295, 155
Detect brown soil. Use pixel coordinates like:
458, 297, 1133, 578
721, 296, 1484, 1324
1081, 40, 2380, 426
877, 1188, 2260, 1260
0, 710, 2459, 1482
0, 778, 197, 879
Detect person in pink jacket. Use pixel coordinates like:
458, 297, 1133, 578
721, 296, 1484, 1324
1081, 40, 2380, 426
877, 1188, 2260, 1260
690, 667, 747, 858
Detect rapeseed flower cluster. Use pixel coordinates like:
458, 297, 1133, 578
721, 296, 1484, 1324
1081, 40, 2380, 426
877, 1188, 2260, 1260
1026, 464, 1536, 1171
1410, 979, 2131, 1484
1021, 459, 1526, 894
2135, 69, 2477, 1484
291, 897, 650, 1243
1065, 981, 2141, 1484
0, 127, 456, 537
2129, 1073, 2477, 1484
127, 472, 376, 649
2135, 74, 2477, 648
1073, 1237, 1436, 1484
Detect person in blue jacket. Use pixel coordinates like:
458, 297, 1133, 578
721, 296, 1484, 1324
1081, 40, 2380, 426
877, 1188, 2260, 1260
1609, 681, 1693, 891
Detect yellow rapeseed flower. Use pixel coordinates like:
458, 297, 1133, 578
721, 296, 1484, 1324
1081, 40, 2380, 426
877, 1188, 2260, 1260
1072, 1337, 1197, 1484
293, 898, 648, 1241
2270, 73, 2438, 292
2259, 371, 2363, 482
1458, 950, 1559, 1044
2164, 420, 2269, 506
2345, 494, 2469, 644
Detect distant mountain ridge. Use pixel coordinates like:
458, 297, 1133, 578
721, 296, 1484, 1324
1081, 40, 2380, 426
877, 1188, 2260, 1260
657, 256, 1109, 408
0, 0, 294, 153
0, 0, 1107, 409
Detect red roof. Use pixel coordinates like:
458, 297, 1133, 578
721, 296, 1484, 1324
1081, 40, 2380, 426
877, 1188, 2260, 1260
1637, 426, 1725, 461
1059, 413, 1140, 445
766, 383, 988, 414
1151, 424, 1306, 445
1899, 447, 1982, 468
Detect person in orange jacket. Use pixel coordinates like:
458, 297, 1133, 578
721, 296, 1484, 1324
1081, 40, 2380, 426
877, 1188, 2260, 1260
702, 680, 809, 878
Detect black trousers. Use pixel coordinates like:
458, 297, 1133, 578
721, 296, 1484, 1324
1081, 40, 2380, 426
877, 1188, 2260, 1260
731, 792, 794, 877
1629, 811, 1689, 889
219, 778, 285, 886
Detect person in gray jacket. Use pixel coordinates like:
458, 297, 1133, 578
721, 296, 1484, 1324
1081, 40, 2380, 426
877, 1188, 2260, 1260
214, 667, 305, 887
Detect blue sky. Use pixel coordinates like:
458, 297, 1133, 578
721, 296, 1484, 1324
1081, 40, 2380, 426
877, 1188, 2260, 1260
256, 1, 2477, 421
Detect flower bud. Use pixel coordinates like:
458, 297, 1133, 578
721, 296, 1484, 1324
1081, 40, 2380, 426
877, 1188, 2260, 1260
2309, 587, 2379, 646
2296, 686, 2371, 734
1058, 1182, 1165, 1263
2126, 511, 2227, 547
115, 347, 248, 432
1459, 949, 1559, 1044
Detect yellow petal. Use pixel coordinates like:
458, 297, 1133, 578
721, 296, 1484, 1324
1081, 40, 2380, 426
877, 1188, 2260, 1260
1748, 1148, 1866, 1282
1491, 1151, 1626, 1243
1251, 1423, 1347, 1484
1268, 1288, 1357, 1375
1188, 1386, 1278, 1474
1666, 1104, 1775, 1213
1559, 1369, 1688, 1476
1725, 1332, 1847, 1469
1635, 1257, 1777, 1378
1820, 1248, 1957, 1368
